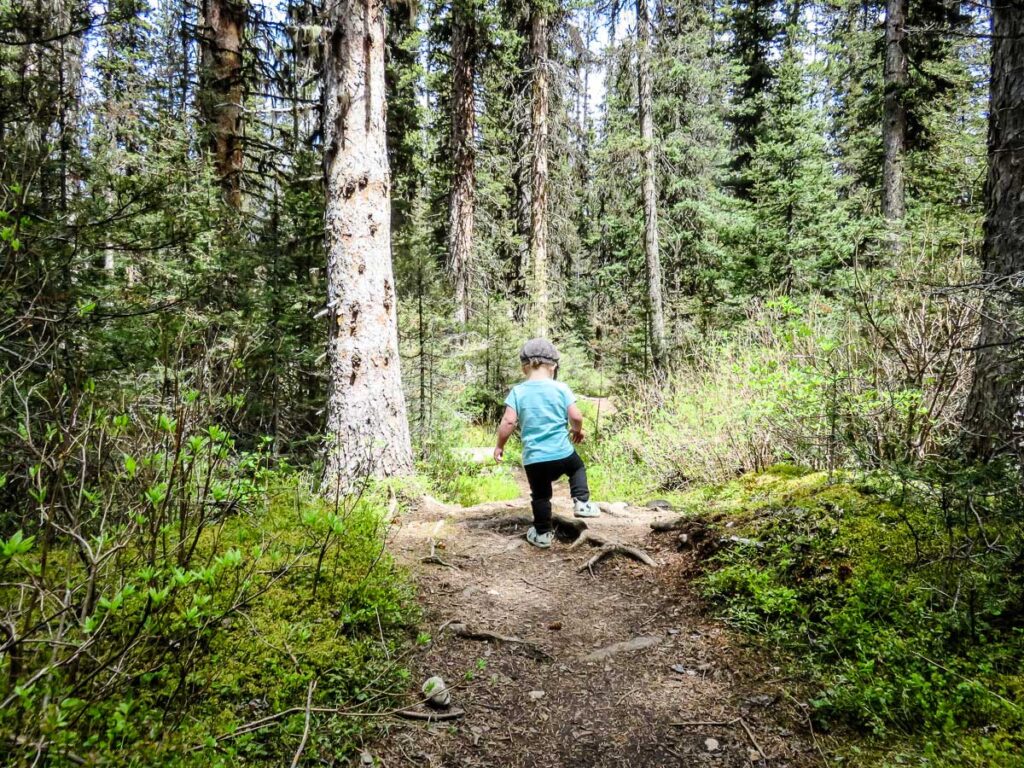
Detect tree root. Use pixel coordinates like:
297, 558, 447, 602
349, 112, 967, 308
569, 530, 656, 571
578, 544, 656, 572
650, 518, 686, 532
446, 622, 552, 660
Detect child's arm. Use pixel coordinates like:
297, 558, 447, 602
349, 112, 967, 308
494, 406, 518, 462
568, 403, 584, 444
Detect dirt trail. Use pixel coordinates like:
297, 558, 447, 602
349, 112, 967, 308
369, 471, 824, 767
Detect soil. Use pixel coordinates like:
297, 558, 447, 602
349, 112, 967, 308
367, 470, 829, 767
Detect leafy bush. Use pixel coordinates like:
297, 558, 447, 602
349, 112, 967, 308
591, 250, 976, 494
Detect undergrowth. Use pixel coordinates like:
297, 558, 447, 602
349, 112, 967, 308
1, 464, 415, 767
687, 464, 1024, 767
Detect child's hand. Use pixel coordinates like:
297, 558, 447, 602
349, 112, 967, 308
493, 446, 504, 463
571, 428, 585, 444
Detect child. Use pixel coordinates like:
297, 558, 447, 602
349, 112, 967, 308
493, 339, 600, 548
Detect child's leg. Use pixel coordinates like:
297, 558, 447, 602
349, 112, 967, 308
524, 463, 555, 533
565, 452, 591, 502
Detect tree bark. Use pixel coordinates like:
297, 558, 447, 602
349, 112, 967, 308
529, 2, 550, 339
322, 0, 413, 491
448, 0, 477, 325
199, 0, 245, 209
637, 0, 665, 368
881, 0, 907, 223
961, 0, 1024, 461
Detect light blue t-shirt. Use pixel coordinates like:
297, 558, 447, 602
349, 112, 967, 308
504, 379, 576, 465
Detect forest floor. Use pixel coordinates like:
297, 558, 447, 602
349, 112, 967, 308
365, 466, 831, 768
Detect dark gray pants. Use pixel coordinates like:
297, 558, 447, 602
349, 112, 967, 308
524, 451, 590, 534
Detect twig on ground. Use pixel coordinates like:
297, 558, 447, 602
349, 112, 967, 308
447, 622, 552, 660
393, 708, 466, 722
289, 679, 317, 768
738, 717, 767, 761
783, 690, 830, 768
520, 576, 551, 593
671, 719, 738, 728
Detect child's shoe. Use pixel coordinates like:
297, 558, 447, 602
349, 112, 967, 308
527, 526, 554, 548
573, 499, 601, 518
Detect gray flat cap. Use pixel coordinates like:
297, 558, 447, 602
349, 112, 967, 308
519, 338, 560, 364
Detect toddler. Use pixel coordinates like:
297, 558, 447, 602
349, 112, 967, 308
493, 339, 600, 548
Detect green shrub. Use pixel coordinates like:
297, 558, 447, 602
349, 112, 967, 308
0, 400, 415, 766
694, 465, 1024, 764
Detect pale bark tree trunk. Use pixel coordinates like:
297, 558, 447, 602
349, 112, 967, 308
637, 0, 666, 368
321, 0, 413, 491
448, 0, 477, 325
529, 2, 550, 338
881, 0, 907, 224
199, 0, 244, 209
962, 0, 1024, 461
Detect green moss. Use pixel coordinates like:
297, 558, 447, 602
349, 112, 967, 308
694, 465, 1024, 765
2, 474, 417, 767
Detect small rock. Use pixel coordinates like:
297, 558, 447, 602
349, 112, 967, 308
667, 628, 680, 635
748, 748, 764, 762
670, 664, 687, 674
704, 737, 720, 752
422, 676, 451, 708
646, 499, 674, 510
360, 752, 375, 766
528, 690, 546, 700
743, 694, 776, 708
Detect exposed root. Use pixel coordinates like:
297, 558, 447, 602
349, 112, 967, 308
421, 538, 459, 569
650, 518, 686, 532
577, 544, 656, 572
447, 622, 552, 660
568, 530, 656, 571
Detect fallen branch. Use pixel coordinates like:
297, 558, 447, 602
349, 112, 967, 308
447, 622, 552, 660
394, 707, 466, 721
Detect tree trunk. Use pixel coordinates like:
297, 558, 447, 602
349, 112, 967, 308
637, 0, 666, 368
507, 3, 532, 323
529, 2, 550, 338
448, 0, 477, 325
881, 0, 907, 223
961, 0, 1024, 461
322, 0, 413, 492
199, 0, 245, 209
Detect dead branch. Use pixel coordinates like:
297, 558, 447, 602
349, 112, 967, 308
289, 679, 317, 768
447, 622, 552, 660
393, 707, 466, 721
